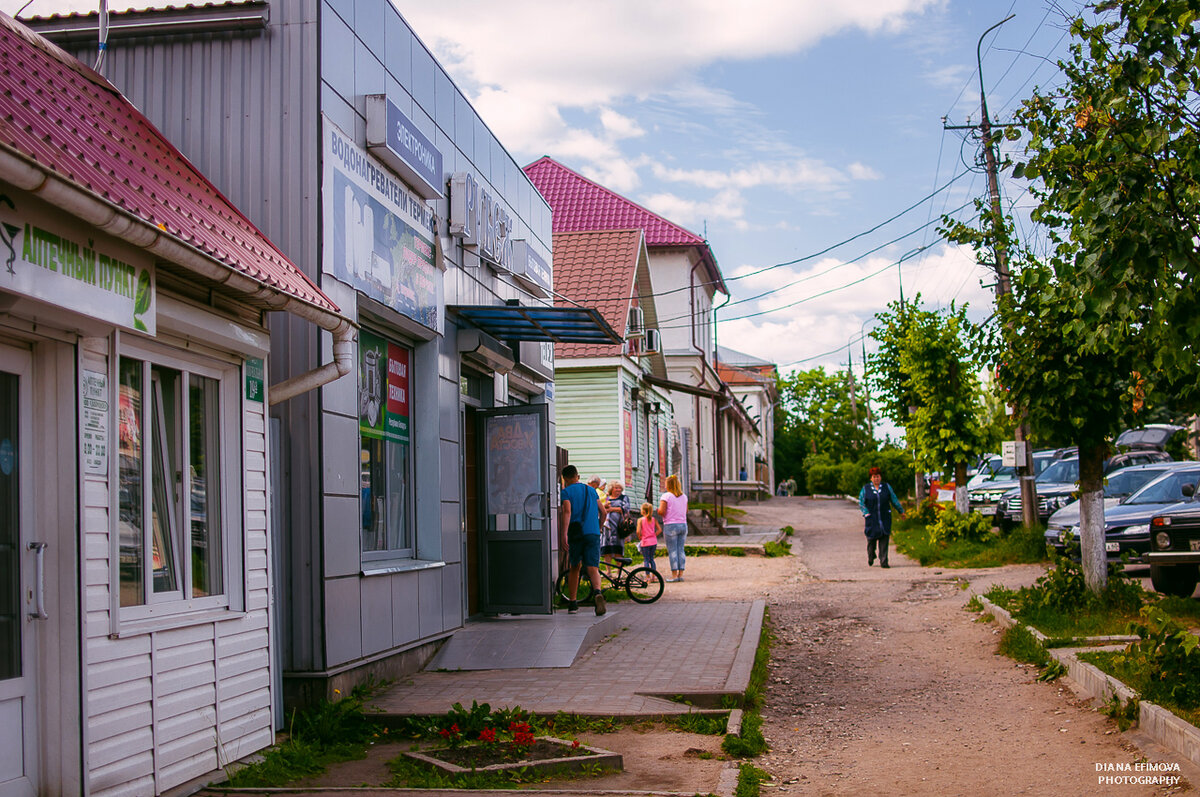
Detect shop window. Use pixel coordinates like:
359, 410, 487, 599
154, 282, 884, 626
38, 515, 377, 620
359, 330, 414, 559
117, 347, 236, 611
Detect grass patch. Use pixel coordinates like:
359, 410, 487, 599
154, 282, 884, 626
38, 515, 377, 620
669, 712, 729, 735
622, 542, 747, 558
1082, 650, 1200, 728
224, 684, 380, 787
762, 540, 791, 558
994, 624, 1065, 681
781, 525, 794, 536
735, 763, 771, 797
385, 756, 550, 789
691, 502, 748, 520
892, 519, 1049, 568
723, 608, 771, 758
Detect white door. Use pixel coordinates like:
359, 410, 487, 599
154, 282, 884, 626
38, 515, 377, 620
0, 344, 37, 797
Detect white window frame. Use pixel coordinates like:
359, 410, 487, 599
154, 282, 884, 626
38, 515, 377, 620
112, 337, 243, 624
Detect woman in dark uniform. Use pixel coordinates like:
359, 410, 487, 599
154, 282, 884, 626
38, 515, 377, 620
858, 466, 905, 567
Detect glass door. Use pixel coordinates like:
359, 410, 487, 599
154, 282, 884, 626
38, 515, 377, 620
0, 344, 36, 797
475, 404, 551, 614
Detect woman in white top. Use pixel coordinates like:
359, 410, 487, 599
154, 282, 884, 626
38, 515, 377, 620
658, 474, 689, 582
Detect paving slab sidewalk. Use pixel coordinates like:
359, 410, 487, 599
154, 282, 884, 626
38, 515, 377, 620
369, 599, 765, 719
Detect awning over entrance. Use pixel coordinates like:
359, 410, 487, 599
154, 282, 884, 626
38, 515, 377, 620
450, 304, 622, 345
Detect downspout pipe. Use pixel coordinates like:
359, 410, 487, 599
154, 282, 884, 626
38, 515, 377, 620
0, 146, 356, 402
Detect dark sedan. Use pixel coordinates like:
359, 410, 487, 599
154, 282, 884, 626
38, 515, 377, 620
1045, 465, 1200, 562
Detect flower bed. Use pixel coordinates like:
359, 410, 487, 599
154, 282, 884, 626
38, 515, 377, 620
403, 735, 620, 777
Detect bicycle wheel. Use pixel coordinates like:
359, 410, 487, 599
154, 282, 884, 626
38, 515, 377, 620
554, 572, 594, 605
625, 566, 664, 603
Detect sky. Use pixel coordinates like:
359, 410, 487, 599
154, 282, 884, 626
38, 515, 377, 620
5, 0, 1081, 379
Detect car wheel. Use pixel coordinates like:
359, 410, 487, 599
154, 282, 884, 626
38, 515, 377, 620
1149, 564, 1199, 598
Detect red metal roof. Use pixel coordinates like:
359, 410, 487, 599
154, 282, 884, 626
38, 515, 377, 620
525, 156, 727, 295
0, 13, 337, 314
553, 229, 643, 359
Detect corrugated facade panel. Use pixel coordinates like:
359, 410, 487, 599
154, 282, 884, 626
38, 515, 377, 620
554, 369, 620, 475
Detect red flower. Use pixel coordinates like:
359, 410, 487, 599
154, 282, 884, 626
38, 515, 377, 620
571, 740, 581, 749
479, 728, 497, 743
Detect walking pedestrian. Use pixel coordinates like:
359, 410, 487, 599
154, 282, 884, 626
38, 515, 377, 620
658, 474, 689, 582
600, 480, 630, 564
858, 466, 905, 568
559, 465, 606, 614
636, 502, 658, 570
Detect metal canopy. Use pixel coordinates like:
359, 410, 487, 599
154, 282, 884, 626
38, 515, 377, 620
450, 304, 622, 344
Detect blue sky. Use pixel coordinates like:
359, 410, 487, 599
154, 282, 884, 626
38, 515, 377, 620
392, 0, 1081, 375
8, 0, 1081, 377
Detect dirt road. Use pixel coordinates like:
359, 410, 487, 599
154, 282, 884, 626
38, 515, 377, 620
726, 496, 1194, 796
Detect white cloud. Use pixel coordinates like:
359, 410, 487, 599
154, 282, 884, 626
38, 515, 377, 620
642, 187, 747, 230
714, 242, 993, 371
848, 162, 883, 181
393, 0, 939, 171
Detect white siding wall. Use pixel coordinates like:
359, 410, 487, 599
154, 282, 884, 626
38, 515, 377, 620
83, 340, 273, 797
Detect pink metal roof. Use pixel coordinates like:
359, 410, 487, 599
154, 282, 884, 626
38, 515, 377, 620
0, 13, 338, 314
553, 229, 643, 359
525, 156, 728, 294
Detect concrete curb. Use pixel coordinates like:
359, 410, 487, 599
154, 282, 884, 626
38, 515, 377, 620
725, 599, 766, 695
976, 596, 1200, 770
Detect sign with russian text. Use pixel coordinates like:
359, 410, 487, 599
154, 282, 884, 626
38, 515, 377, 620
323, 118, 442, 332
359, 330, 410, 444
365, 95, 444, 200
449, 171, 515, 272
244, 358, 264, 403
485, 412, 541, 516
81, 370, 109, 475
0, 189, 155, 333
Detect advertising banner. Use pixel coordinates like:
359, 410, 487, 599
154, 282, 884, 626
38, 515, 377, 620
624, 409, 633, 486
486, 412, 541, 516
0, 189, 155, 333
359, 330, 410, 444
323, 118, 441, 332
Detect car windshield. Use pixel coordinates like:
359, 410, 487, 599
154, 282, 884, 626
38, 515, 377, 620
979, 460, 1014, 480
1125, 469, 1200, 505
1033, 455, 1055, 475
1104, 468, 1164, 497
1038, 459, 1079, 483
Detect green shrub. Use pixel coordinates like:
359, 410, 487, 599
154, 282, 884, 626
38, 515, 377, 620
926, 509, 992, 545
804, 454, 840, 494
836, 461, 863, 496
1118, 607, 1200, 709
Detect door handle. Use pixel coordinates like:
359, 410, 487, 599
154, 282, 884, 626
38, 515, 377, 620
27, 541, 47, 620
523, 492, 547, 521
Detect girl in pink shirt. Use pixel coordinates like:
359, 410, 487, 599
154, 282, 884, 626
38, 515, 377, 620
636, 502, 658, 570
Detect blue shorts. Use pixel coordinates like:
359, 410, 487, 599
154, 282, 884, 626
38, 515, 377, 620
568, 532, 601, 568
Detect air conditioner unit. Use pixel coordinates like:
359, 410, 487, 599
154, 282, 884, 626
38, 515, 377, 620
626, 305, 645, 337
643, 328, 662, 354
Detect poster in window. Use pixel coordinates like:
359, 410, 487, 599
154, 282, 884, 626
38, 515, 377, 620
623, 409, 633, 486
359, 330, 410, 444
485, 413, 541, 516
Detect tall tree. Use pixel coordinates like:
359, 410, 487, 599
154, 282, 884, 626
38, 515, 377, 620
869, 297, 984, 512
775, 367, 873, 475
993, 0, 1200, 589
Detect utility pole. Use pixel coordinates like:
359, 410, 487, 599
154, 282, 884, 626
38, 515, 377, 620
945, 14, 1038, 530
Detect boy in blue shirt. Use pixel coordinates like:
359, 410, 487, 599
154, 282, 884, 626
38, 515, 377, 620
559, 464, 605, 614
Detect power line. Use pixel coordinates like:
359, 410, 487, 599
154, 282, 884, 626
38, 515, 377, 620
653, 199, 974, 326
637, 168, 971, 304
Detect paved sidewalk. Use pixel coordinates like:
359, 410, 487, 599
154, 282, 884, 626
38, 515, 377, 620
370, 600, 765, 718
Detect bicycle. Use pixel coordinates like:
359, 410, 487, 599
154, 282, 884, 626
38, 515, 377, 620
554, 556, 664, 605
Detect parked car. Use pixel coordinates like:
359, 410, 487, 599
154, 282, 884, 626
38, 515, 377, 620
1144, 499, 1200, 597
1045, 463, 1200, 562
968, 449, 1058, 518
995, 448, 1173, 530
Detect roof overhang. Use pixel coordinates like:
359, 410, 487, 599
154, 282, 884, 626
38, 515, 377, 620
450, 304, 621, 345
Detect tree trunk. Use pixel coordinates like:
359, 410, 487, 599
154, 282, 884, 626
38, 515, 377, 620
915, 463, 927, 504
954, 461, 968, 513
1078, 443, 1108, 593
